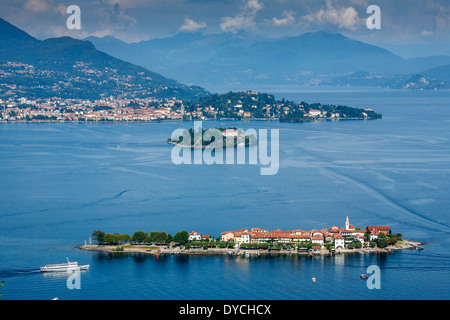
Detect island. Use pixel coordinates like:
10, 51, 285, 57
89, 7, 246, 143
79, 217, 422, 257
166, 127, 258, 149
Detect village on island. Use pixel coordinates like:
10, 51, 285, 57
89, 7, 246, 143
80, 217, 422, 256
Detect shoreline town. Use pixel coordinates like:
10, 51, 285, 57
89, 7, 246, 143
0, 91, 381, 123
79, 217, 423, 257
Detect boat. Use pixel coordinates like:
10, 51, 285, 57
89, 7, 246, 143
360, 274, 368, 279
40, 258, 89, 272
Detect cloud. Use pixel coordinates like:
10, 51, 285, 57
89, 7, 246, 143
221, 15, 257, 33
243, 0, 264, 15
179, 17, 207, 32
435, 5, 450, 34
421, 30, 434, 36
301, 1, 361, 31
220, 0, 264, 33
24, 0, 49, 13
272, 10, 296, 27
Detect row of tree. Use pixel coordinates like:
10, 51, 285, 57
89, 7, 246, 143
91, 230, 191, 246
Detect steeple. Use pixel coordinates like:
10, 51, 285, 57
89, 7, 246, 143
346, 216, 349, 230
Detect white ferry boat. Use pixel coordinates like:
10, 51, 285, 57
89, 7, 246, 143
40, 258, 89, 272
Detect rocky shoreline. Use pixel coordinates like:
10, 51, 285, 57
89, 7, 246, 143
79, 239, 423, 257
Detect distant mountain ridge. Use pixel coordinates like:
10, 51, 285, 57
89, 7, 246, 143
85, 31, 450, 90
326, 64, 450, 90
0, 17, 209, 100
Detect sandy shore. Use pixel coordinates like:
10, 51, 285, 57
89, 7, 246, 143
78, 240, 423, 256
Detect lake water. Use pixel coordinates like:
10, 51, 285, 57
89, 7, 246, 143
1, 88, 449, 300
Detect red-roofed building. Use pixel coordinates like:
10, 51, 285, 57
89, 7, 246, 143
188, 231, 202, 241
221, 231, 235, 242
366, 226, 390, 235
311, 234, 324, 245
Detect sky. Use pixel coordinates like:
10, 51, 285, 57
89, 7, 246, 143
1, 0, 450, 57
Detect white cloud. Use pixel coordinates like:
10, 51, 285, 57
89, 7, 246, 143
220, 0, 264, 33
221, 15, 256, 33
272, 10, 296, 27
179, 17, 207, 32
243, 0, 264, 15
301, 1, 361, 31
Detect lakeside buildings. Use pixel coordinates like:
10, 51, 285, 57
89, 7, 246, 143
216, 217, 390, 250
0, 96, 185, 122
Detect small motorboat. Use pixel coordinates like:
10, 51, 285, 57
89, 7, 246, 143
360, 274, 369, 279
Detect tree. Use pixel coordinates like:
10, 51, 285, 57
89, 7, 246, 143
122, 234, 131, 243
132, 231, 148, 243
155, 232, 168, 244
376, 232, 388, 248
387, 236, 398, 245
92, 230, 105, 245
148, 231, 160, 243
173, 231, 189, 245
0, 280, 4, 300
104, 233, 120, 245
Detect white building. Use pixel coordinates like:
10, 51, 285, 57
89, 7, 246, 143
334, 234, 345, 249
188, 231, 202, 241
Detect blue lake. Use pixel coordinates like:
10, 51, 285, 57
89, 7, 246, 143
0, 88, 449, 300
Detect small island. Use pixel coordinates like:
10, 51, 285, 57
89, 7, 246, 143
79, 217, 422, 257
166, 127, 257, 149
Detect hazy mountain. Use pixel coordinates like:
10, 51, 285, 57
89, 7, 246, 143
326, 64, 450, 90
0, 17, 209, 100
85, 31, 450, 89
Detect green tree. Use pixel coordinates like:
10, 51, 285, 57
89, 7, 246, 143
0, 280, 4, 300
148, 231, 160, 243
132, 231, 148, 243
154, 231, 168, 244
173, 231, 189, 245
92, 230, 105, 245
376, 232, 388, 248
122, 234, 131, 243
387, 236, 398, 246
104, 233, 120, 245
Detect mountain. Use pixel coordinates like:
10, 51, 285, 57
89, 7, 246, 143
326, 64, 450, 90
401, 64, 450, 90
0, 17, 209, 100
85, 31, 450, 90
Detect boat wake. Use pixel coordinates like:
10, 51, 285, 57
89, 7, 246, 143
0, 268, 40, 279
